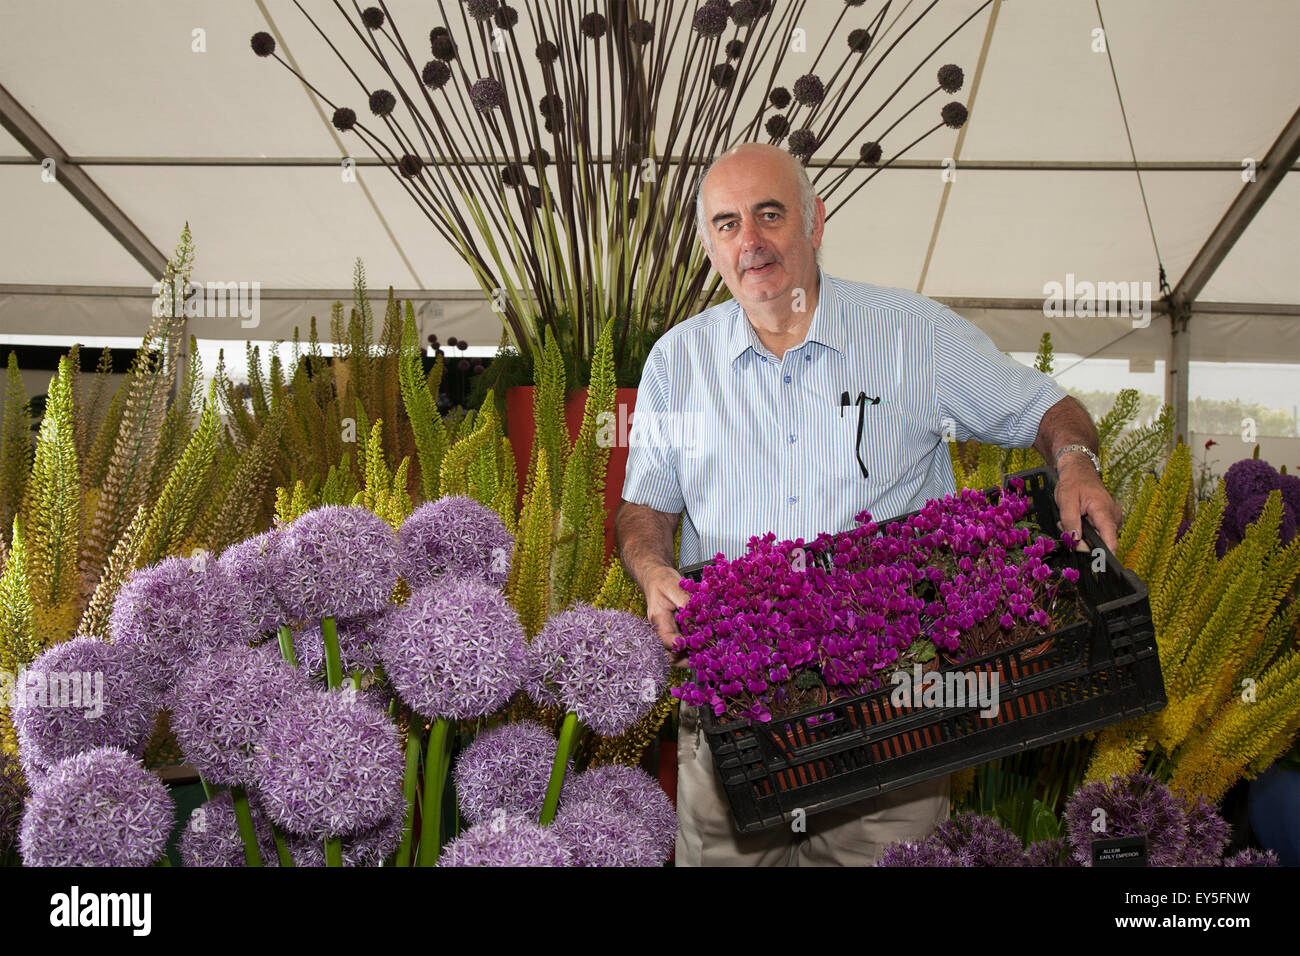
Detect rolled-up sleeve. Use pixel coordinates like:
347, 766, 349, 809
621, 347, 685, 514
931, 305, 1068, 449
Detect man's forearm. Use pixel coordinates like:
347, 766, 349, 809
1033, 396, 1100, 468
614, 499, 681, 593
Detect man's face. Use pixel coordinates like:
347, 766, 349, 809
698, 151, 825, 311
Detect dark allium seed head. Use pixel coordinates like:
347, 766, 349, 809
447, 336, 459, 347
711, 63, 736, 87
427, 333, 437, 345
431, 34, 458, 60
942, 101, 968, 128
544, 115, 564, 134
848, 28, 871, 53
369, 90, 397, 117
422, 60, 452, 89
528, 147, 551, 168
538, 93, 564, 118
361, 7, 385, 30
495, 5, 519, 29
470, 77, 507, 112
693, 4, 728, 37
458, 358, 471, 372
473, 363, 485, 374
787, 129, 817, 157
528, 184, 543, 208
793, 73, 825, 106
860, 141, 883, 165
731, 0, 756, 25
332, 107, 357, 132
769, 87, 791, 109
431, 26, 449, 41
250, 32, 276, 56
754, 0, 775, 15
501, 164, 524, 188
726, 39, 745, 59
938, 64, 965, 93
466, 0, 499, 22
581, 12, 608, 39
629, 19, 655, 45
765, 114, 789, 138
627, 196, 639, 218
845, 0, 868, 6
457, 340, 469, 351
399, 154, 423, 177
536, 40, 559, 63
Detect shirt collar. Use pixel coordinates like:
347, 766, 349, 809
726, 268, 845, 364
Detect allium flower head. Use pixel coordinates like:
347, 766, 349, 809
693, 4, 729, 37
1276, 472, 1300, 518
251, 32, 275, 56
277, 505, 400, 620
552, 799, 666, 866
400, 154, 423, 177
1064, 773, 1189, 867
495, 5, 519, 29
0, 751, 27, 863
170, 643, 313, 786
1224, 848, 1279, 867
180, 789, 279, 867
731, 0, 757, 26
536, 39, 559, 63
1234, 492, 1296, 543
295, 613, 385, 675
1179, 794, 1230, 866
399, 496, 514, 590
560, 763, 676, 859
766, 115, 790, 138
1224, 458, 1279, 506
438, 814, 572, 866
470, 77, 507, 111
875, 839, 959, 867
580, 12, 608, 38
860, 141, 883, 165
1025, 836, 1079, 867
629, 19, 655, 44
942, 102, 968, 128
787, 129, 817, 158
726, 39, 745, 59
332, 107, 357, 131
378, 576, 526, 719
432, 33, 459, 60
529, 604, 669, 736
13, 636, 157, 773
217, 530, 289, 637
793, 73, 825, 106
848, 28, 872, 53
931, 813, 1026, 866
369, 89, 397, 117
769, 87, 791, 109
938, 64, 964, 92
361, 6, 385, 29
253, 689, 405, 838
454, 721, 561, 825
711, 63, 737, 87
422, 59, 452, 89
288, 812, 403, 867
20, 747, 173, 867
466, 0, 499, 22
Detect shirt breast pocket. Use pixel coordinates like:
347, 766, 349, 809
817, 403, 904, 490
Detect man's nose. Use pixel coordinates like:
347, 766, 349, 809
738, 217, 764, 252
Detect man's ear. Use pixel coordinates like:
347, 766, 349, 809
811, 196, 827, 249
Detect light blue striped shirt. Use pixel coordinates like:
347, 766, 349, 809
621, 269, 1068, 569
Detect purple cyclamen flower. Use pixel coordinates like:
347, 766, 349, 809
1064, 773, 1189, 867
277, 505, 401, 620
529, 604, 668, 736
13, 636, 158, 774
931, 813, 1026, 866
1178, 794, 1230, 866
438, 814, 572, 867
454, 721, 562, 825
560, 763, 676, 860
377, 576, 526, 719
180, 789, 279, 867
217, 530, 290, 636
1025, 836, 1080, 867
398, 496, 514, 591
1223, 458, 1279, 508
253, 688, 405, 838
287, 812, 403, 867
1223, 848, 1279, 867
551, 799, 667, 866
170, 643, 314, 786
20, 747, 173, 867
875, 839, 960, 867
295, 614, 385, 675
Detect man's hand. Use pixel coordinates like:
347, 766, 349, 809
1055, 456, 1123, 554
643, 564, 691, 666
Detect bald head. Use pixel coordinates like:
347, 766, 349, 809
696, 143, 818, 257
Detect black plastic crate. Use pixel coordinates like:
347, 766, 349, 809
680, 467, 1167, 834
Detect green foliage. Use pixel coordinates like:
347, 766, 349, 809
23, 358, 81, 617
399, 302, 448, 500
0, 353, 32, 537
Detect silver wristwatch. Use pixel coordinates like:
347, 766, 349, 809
1055, 443, 1102, 475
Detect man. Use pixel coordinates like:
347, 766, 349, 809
614, 143, 1122, 866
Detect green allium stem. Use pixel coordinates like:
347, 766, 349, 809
416, 717, 450, 867
278, 624, 297, 667
539, 712, 581, 825
272, 825, 295, 867
198, 774, 214, 802
325, 836, 342, 867
321, 615, 342, 689
396, 715, 425, 867
230, 785, 262, 867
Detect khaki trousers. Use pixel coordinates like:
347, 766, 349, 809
675, 702, 950, 866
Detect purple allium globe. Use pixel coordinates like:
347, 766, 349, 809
287, 812, 403, 867
1178, 794, 1230, 866
860, 141, 883, 165
369, 89, 397, 117
938, 64, 965, 93
1064, 773, 1189, 867
180, 789, 279, 867
692, 4, 728, 37
454, 720, 560, 825
398, 496, 514, 591
792, 74, 825, 106
12, 636, 157, 774
765, 115, 790, 138
470, 77, 507, 112
295, 614, 385, 675
422, 59, 452, 89
942, 101, 968, 128
1276, 473, 1300, 517
931, 813, 1026, 866
250, 32, 275, 56
1224, 458, 1279, 506
1025, 836, 1079, 867
277, 505, 400, 620
560, 763, 676, 860
170, 643, 314, 786
439, 813, 572, 866
1234, 492, 1296, 543
552, 799, 666, 866
217, 529, 289, 637
0, 751, 26, 864
875, 839, 959, 867
332, 107, 357, 131
377, 576, 526, 719
20, 747, 173, 867
769, 87, 791, 109
252, 688, 405, 839
528, 604, 669, 736
1224, 848, 1279, 867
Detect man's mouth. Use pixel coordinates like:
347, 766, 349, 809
746, 261, 776, 276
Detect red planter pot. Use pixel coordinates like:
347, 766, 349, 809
505, 386, 638, 559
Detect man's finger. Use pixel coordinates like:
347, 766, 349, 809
1087, 499, 1120, 554
1056, 489, 1087, 552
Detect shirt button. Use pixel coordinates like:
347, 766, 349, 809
805, 355, 811, 361
788, 434, 797, 443
783, 375, 791, 383
760, 356, 768, 363
788, 496, 798, 505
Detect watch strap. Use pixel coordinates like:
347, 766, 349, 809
1055, 443, 1102, 475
